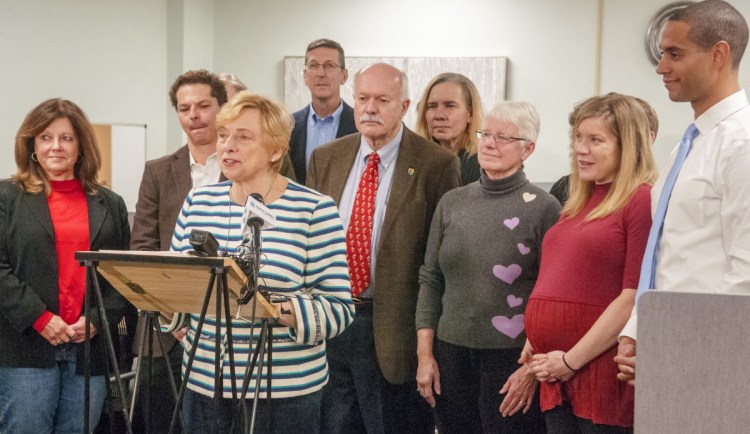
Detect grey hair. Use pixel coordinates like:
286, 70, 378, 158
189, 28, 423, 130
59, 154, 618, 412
217, 73, 248, 92
485, 101, 541, 143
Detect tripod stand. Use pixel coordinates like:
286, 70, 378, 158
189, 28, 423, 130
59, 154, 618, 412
130, 310, 185, 433
76, 250, 278, 434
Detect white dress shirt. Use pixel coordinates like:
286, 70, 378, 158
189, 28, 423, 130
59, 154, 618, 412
189, 151, 221, 188
621, 90, 750, 339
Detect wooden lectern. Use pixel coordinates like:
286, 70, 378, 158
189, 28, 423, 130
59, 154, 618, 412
76, 250, 278, 434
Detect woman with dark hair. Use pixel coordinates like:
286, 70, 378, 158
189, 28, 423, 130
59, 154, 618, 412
0, 98, 131, 433
415, 72, 485, 185
525, 93, 657, 433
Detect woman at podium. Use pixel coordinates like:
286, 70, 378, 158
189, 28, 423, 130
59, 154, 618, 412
524, 93, 657, 432
169, 91, 354, 433
0, 99, 132, 433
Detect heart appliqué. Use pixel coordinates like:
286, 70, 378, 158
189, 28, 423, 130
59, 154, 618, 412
492, 314, 525, 339
493, 264, 522, 284
517, 243, 531, 255
507, 294, 523, 308
523, 192, 537, 202
503, 217, 520, 230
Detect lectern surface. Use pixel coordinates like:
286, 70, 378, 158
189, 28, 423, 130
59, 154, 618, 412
76, 250, 276, 318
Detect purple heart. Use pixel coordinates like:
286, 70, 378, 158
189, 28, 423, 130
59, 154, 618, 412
492, 314, 525, 339
517, 243, 531, 255
503, 217, 520, 230
507, 294, 523, 308
493, 264, 522, 284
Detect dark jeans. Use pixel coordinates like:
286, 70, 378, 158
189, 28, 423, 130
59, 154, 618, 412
321, 311, 433, 434
545, 401, 632, 434
433, 339, 546, 434
182, 388, 321, 434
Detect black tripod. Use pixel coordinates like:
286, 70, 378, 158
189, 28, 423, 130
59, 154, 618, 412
167, 264, 240, 434
130, 310, 185, 433
234, 288, 277, 434
80, 257, 134, 434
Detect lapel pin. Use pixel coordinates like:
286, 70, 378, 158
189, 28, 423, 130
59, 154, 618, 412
408, 168, 415, 176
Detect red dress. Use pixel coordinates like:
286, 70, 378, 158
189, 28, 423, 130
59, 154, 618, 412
525, 183, 651, 427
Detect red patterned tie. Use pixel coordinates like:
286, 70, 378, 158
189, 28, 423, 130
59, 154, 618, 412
346, 152, 380, 297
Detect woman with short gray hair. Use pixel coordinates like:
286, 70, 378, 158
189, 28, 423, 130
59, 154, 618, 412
415, 101, 559, 433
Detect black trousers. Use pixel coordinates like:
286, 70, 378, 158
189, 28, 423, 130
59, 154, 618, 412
433, 339, 546, 434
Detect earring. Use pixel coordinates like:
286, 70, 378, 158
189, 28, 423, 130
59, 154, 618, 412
31, 152, 38, 162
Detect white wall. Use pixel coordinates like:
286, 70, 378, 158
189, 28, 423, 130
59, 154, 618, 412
0, 0, 169, 178
2, 0, 749, 184
213, 0, 598, 182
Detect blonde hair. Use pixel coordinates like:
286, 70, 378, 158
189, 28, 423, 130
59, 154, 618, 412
13, 98, 102, 195
563, 93, 657, 221
415, 73, 484, 154
216, 91, 292, 173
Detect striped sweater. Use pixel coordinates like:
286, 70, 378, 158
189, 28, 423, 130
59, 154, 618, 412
170, 180, 354, 399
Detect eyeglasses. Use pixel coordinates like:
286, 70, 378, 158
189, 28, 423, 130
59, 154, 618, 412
305, 62, 342, 72
476, 130, 529, 145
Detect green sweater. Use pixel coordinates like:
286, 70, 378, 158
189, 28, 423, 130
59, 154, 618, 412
415, 169, 560, 349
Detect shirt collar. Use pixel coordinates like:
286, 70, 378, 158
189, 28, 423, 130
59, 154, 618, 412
694, 89, 749, 134
189, 150, 217, 167
309, 100, 344, 124
357, 124, 403, 170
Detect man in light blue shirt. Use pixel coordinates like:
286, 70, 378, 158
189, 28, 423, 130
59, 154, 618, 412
290, 39, 358, 184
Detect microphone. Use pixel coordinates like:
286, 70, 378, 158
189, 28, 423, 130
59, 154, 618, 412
242, 193, 276, 229
235, 193, 276, 305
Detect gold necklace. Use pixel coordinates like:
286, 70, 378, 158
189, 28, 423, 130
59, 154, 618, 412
264, 173, 278, 201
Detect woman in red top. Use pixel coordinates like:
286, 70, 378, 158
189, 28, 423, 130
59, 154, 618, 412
522, 93, 657, 433
0, 99, 131, 433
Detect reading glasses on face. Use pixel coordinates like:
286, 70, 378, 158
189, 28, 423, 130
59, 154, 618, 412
476, 130, 528, 145
305, 62, 342, 72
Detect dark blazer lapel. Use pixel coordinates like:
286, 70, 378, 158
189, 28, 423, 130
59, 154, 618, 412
87, 191, 108, 247
336, 102, 356, 137
23, 192, 55, 239
380, 127, 420, 241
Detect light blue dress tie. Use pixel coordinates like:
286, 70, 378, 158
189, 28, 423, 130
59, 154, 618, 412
635, 123, 699, 304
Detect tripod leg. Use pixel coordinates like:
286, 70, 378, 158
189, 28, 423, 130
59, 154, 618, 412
168, 271, 216, 434
129, 312, 148, 423
215, 267, 223, 400
86, 261, 134, 434
266, 328, 272, 432
152, 314, 187, 433
249, 320, 269, 434
222, 272, 239, 401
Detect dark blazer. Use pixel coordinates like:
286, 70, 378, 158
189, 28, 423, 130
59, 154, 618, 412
0, 180, 131, 375
307, 126, 460, 384
289, 101, 358, 185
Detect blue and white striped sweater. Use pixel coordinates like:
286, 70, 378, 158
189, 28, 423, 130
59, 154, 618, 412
170, 180, 354, 399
